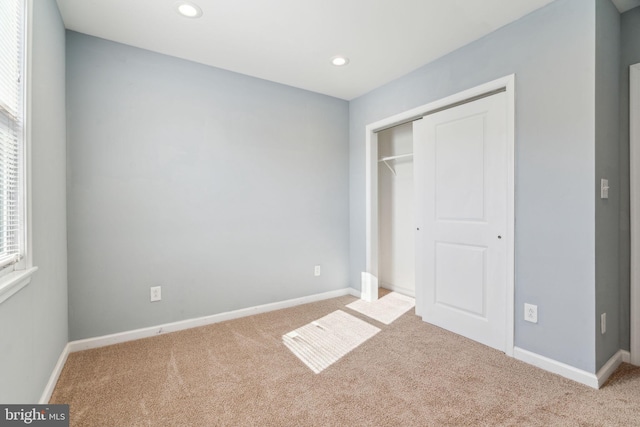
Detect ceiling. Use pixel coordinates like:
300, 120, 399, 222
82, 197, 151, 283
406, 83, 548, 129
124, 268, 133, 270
56, 0, 638, 100
614, 0, 640, 13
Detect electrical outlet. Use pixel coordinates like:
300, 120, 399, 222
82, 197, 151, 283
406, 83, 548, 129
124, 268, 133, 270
150, 286, 162, 302
601, 313, 606, 334
314, 265, 321, 276
524, 303, 538, 323
601, 179, 609, 199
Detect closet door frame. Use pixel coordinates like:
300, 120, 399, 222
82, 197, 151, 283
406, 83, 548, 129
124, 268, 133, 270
630, 63, 640, 365
363, 74, 515, 356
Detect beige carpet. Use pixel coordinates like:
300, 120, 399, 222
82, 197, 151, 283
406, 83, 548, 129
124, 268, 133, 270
283, 310, 380, 374
346, 291, 415, 324
51, 294, 640, 426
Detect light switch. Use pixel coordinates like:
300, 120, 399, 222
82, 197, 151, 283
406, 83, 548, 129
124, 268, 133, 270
601, 179, 609, 199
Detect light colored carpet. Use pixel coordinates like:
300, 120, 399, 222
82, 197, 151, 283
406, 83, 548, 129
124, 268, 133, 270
50, 294, 640, 426
283, 310, 380, 373
346, 291, 415, 324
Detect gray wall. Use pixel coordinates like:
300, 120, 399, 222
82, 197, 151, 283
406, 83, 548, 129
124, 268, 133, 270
0, 0, 68, 402
349, 0, 598, 372
66, 32, 350, 340
619, 5, 640, 353
595, 0, 621, 370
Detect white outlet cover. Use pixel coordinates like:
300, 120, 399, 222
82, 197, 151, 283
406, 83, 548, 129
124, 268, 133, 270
524, 303, 538, 323
150, 286, 162, 302
601, 178, 609, 199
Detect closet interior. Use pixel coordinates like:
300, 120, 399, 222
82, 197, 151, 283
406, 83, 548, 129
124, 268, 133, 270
377, 122, 415, 297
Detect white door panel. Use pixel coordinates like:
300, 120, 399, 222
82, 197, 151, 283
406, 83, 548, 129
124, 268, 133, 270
434, 242, 486, 317
434, 114, 485, 221
414, 92, 507, 351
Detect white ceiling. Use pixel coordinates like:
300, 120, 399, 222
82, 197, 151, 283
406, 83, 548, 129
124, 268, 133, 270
56, 0, 636, 100
613, 0, 640, 13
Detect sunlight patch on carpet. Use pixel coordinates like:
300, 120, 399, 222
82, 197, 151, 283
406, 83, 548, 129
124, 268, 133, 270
346, 291, 415, 325
283, 310, 380, 374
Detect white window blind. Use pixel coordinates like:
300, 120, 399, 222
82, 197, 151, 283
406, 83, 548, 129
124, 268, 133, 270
0, 0, 24, 269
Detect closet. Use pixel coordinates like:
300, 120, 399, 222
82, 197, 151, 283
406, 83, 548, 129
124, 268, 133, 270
377, 122, 415, 297
366, 78, 514, 353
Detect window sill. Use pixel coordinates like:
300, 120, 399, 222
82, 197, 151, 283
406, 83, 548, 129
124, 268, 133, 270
0, 266, 38, 305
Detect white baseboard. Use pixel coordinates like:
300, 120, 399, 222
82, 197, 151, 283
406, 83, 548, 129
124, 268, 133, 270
595, 349, 630, 388
514, 347, 598, 388
39, 343, 70, 404
40, 287, 360, 401
621, 350, 631, 363
348, 287, 361, 298
514, 347, 630, 389
380, 282, 415, 298
67, 287, 359, 353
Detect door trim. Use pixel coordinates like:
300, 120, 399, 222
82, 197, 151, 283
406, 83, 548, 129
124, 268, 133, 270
630, 63, 640, 366
364, 75, 515, 356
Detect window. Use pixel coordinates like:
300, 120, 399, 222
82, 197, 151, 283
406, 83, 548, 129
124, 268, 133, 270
0, 0, 35, 304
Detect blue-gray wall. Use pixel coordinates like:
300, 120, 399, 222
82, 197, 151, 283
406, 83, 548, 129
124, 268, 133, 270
595, 0, 621, 370
66, 32, 350, 340
349, 0, 598, 372
0, 0, 68, 402
619, 5, 640, 353
2, 0, 629, 400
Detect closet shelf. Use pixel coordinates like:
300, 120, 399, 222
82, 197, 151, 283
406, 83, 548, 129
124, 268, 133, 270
378, 153, 413, 176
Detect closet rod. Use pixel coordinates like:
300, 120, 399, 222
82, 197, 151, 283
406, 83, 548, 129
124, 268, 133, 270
379, 153, 413, 176
379, 153, 413, 162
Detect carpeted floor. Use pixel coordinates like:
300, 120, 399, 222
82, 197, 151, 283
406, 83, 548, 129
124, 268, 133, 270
50, 293, 640, 426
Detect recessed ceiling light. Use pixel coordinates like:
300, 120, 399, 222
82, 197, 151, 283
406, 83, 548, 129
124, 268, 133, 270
331, 56, 349, 66
176, 2, 203, 18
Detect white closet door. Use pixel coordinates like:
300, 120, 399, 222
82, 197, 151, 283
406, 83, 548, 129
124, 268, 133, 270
413, 92, 508, 351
